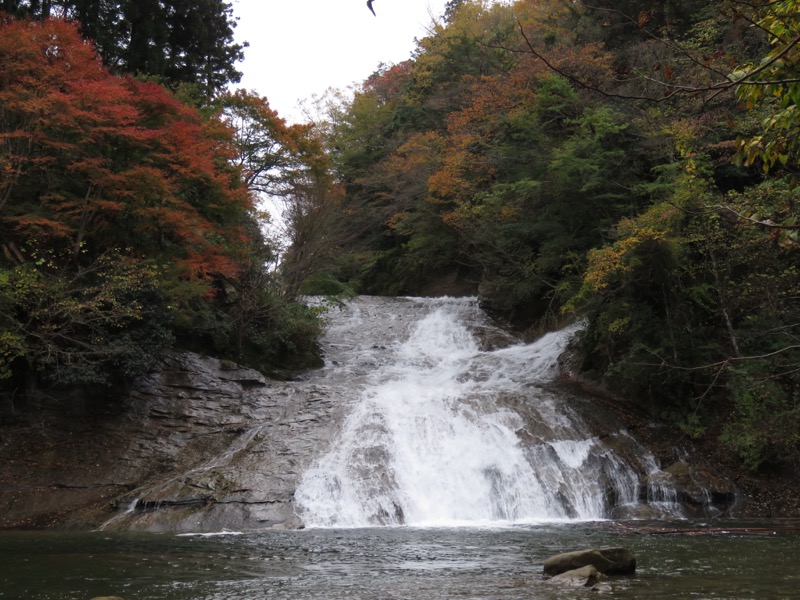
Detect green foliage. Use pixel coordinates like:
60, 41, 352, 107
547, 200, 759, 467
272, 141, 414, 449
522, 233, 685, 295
299, 274, 357, 299
735, 0, 800, 172
573, 144, 800, 468
0, 249, 174, 386
721, 373, 800, 471
302, 0, 800, 473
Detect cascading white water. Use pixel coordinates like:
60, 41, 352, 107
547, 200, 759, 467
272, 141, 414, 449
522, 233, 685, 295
293, 297, 659, 528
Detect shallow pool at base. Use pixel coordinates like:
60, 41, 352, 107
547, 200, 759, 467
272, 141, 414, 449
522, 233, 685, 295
1, 522, 798, 600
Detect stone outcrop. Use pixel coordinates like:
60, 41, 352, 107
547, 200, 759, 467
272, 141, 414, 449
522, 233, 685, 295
0, 348, 738, 530
543, 547, 636, 577
0, 352, 343, 531
646, 461, 737, 508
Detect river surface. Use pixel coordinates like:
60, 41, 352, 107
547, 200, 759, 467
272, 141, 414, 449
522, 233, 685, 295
1, 523, 798, 599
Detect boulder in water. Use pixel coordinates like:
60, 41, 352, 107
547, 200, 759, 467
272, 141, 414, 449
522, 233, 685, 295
543, 547, 636, 576
545, 564, 606, 587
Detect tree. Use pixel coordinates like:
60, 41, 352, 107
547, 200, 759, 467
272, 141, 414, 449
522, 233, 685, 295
216, 89, 350, 300
570, 124, 800, 469
0, 250, 173, 386
155, 0, 245, 96
1, 16, 252, 275
1, 0, 246, 96
218, 90, 327, 198
0, 16, 255, 390
735, 0, 800, 172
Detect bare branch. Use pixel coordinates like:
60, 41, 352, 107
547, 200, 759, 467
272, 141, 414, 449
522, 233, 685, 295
713, 204, 800, 229
641, 344, 800, 373
493, 14, 800, 105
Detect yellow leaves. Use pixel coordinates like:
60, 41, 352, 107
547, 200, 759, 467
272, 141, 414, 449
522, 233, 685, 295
383, 131, 443, 180
664, 119, 703, 158
583, 227, 669, 293
733, 1, 800, 171
386, 211, 413, 234
498, 204, 522, 220
584, 248, 622, 292
427, 159, 474, 204
607, 316, 632, 336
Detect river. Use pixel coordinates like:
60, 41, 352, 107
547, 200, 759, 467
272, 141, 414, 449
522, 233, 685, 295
2, 524, 798, 599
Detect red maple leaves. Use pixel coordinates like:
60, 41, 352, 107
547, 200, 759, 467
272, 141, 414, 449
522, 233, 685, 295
0, 15, 252, 282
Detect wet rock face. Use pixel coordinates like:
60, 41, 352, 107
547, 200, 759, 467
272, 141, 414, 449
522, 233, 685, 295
1, 358, 732, 531
102, 353, 345, 532
662, 462, 737, 507
0, 297, 743, 531
0, 351, 342, 531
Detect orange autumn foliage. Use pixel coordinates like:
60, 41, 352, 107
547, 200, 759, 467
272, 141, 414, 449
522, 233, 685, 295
0, 15, 252, 281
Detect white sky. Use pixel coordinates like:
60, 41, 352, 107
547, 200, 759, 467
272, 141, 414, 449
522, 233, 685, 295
231, 0, 451, 123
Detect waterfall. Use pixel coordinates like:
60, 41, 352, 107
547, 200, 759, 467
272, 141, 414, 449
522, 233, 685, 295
294, 297, 666, 528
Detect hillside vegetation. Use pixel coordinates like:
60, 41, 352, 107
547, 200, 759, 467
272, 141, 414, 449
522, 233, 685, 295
0, 5, 330, 406
308, 0, 800, 473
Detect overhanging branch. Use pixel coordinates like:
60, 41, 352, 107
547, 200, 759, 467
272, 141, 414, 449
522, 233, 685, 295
493, 16, 800, 104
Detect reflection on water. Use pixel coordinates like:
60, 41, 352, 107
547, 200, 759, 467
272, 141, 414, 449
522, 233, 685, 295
1, 523, 798, 600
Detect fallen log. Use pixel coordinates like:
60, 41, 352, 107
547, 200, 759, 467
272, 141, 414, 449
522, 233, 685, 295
607, 523, 800, 536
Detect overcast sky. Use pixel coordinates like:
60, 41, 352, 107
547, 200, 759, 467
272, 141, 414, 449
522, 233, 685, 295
231, 0, 451, 123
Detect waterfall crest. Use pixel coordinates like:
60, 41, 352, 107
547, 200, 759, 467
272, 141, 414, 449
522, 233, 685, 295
294, 297, 681, 528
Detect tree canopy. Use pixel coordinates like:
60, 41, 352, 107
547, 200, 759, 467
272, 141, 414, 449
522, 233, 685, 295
0, 0, 245, 96
2, 0, 798, 474
0, 15, 325, 397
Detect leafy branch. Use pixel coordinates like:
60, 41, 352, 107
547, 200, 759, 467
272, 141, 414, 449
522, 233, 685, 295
500, 18, 800, 103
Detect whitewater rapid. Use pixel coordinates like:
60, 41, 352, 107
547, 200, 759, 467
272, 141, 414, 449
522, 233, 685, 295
294, 297, 672, 528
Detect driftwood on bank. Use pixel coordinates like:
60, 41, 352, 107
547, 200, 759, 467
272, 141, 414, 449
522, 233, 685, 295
607, 523, 800, 537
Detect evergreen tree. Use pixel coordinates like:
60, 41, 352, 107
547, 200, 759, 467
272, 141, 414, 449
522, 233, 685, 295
0, 0, 245, 96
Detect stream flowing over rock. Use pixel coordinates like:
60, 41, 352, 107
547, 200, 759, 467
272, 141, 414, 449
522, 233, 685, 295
0, 297, 736, 531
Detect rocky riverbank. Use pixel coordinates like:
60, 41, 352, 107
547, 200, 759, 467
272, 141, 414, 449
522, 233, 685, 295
555, 378, 800, 520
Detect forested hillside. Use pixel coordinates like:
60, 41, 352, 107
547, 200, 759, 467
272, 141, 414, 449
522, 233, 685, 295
0, 6, 330, 405
1, 0, 797, 476
309, 0, 799, 473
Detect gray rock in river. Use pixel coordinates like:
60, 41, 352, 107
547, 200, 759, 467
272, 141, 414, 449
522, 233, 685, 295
545, 564, 607, 587
543, 547, 636, 576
